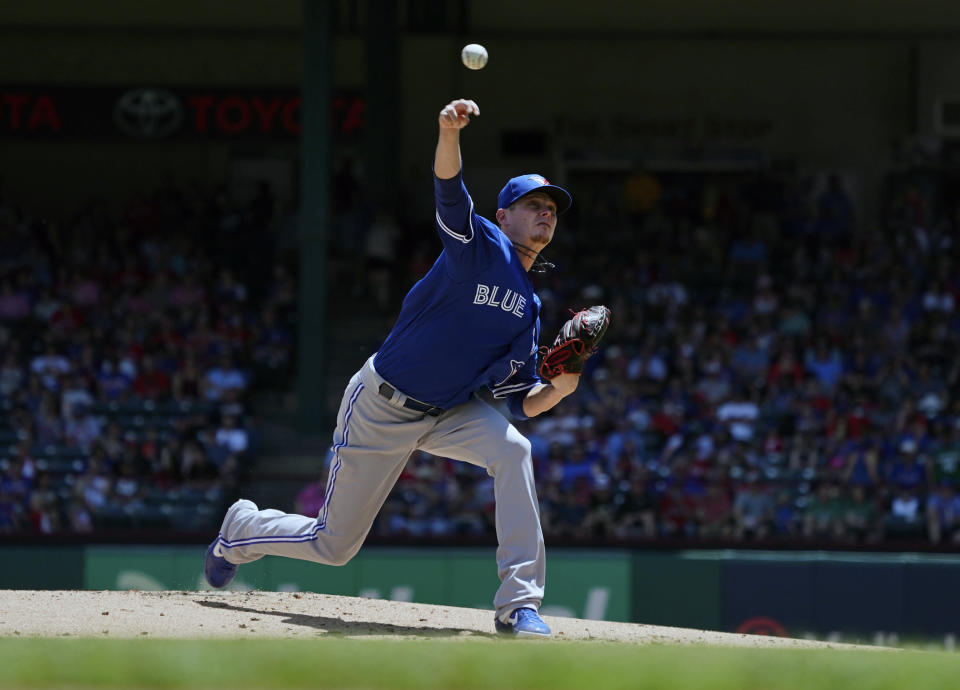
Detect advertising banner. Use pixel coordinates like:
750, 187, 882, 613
0, 86, 364, 140
0, 545, 84, 590
710, 551, 960, 643
82, 546, 633, 621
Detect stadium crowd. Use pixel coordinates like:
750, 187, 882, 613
351, 164, 960, 547
0, 178, 295, 534
3, 160, 960, 550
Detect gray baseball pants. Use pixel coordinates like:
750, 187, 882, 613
216, 356, 545, 618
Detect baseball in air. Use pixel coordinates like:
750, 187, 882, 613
461, 43, 488, 70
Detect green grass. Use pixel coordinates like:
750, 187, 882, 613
0, 638, 958, 689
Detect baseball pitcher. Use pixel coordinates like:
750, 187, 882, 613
204, 98, 610, 638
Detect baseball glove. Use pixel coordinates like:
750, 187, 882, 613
538, 305, 611, 380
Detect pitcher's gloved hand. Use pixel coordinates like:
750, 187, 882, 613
538, 305, 611, 381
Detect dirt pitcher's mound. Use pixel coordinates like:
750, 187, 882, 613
0, 590, 870, 649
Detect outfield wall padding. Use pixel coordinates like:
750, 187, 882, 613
3, 545, 960, 638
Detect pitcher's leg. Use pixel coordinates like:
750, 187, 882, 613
419, 397, 545, 618
218, 366, 431, 566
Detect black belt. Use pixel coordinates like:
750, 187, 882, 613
378, 382, 444, 416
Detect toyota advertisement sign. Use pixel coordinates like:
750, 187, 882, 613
0, 85, 365, 140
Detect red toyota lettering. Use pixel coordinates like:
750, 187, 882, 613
187, 96, 215, 132
2, 93, 30, 129
251, 97, 282, 133
216, 97, 251, 134
28, 95, 61, 132
281, 97, 301, 135
341, 97, 365, 135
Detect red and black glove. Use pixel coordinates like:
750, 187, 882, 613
538, 305, 611, 380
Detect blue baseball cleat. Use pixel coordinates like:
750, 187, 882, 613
203, 537, 238, 588
495, 607, 551, 638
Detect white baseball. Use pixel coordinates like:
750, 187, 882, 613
461, 43, 488, 70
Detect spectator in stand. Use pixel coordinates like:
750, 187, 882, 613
816, 173, 855, 243
66, 497, 94, 533
0, 486, 22, 532
614, 473, 657, 539
64, 402, 101, 452
152, 439, 181, 490
547, 476, 591, 539
627, 337, 669, 397
804, 337, 845, 392
694, 346, 733, 406
696, 481, 734, 540
33, 392, 64, 446
448, 479, 491, 535
60, 373, 95, 420
752, 274, 779, 318
658, 481, 697, 538
885, 485, 924, 540
887, 438, 927, 493
928, 424, 960, 488
169, 270, 206, 309
0, 279, 31, 321
926, 481, 960, 545
203, 351, 247, 402
132, 354, 171, 400
184, 310, 220, 359
729, 323, 771, 386
842, 438, 882, 488
363, 210, 400, 315
15, 377, 43, 428
171, 351, 203, 402
771, 490, 800, 538
581, 474, 618, 538
804, 481, 849, 540
213, 375, 246, 414
213, 267, 248, 304
97, 355, 133, 401
842, 485, 880, 543
68, 270, 101, 309
27, 474, 61, 534
250, 305, 293, 384
30, 342, 70, 391
100, 422, 126, 465
1, 453, 33, 513
732, 475, 773, 540
768, 345, 805, 389
180, 439, 220, 488
295, 478, 327, 518
916, 365, 949, 422
75, 454, 112, 517
112, 458, 144, 512
841, 346, 881, 398
214, 414, 249, 458
265, 262, 296, 315
715, 384, 760, 443
0, 348, 25, 398
779, 299, 813, 339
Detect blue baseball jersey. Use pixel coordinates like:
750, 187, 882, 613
373, 171, 542, 417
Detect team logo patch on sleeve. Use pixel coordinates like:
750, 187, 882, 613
494, 359, 526, 387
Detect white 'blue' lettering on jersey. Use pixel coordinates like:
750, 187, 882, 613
373, 171, 541, 413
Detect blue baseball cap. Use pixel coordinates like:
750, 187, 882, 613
497, 174, 572, 215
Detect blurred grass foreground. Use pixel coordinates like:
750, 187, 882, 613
1, 637, 959, 690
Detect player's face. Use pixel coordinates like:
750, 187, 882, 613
501, 192, 558, 246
